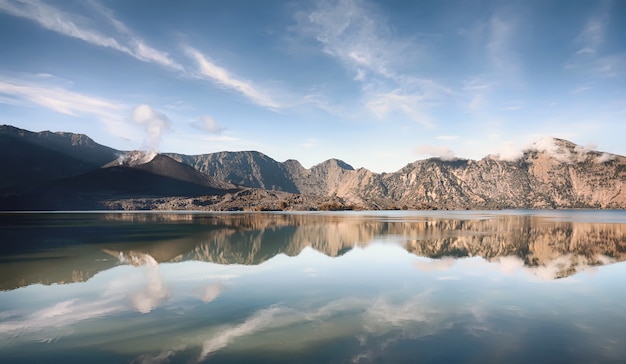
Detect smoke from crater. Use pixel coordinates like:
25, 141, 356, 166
131, 104, 171, 153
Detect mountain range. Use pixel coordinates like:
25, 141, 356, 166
1, 124, 625, 210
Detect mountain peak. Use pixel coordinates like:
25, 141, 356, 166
527, 137, 613, 164
110, 151, 157, 167
314, 158, 354, 171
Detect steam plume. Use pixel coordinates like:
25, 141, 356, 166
131, 104, 171, 153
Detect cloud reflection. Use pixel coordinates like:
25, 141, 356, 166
0, 296, 125, 342
414, 257, 456, 272
493, 254, 617, 281
198, 305, 285, 361
130, 255, 170, 313
195, 283, 223, 303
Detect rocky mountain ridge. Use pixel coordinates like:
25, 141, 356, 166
169, 138, 626, 209
1, 125, 625, 210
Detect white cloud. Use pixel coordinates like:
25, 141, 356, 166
0, 77, 126, 125
529, 137, 582, 163
90, 1, 183, 71
487, 14, 519, 76
487, 136, 613, 164
298, 0, 447, 124
131, 104, 171, 152
490, 141, 525, 162
0, 0, 128, 52
436, 135, 459, 141
596, 152, 616, 163
305, 0, 405, 80
184, 47, 282, 110
0, 0, 182, 71
415, 144, 456, 160
195, 115, 223, 134
366, 90, 433, 126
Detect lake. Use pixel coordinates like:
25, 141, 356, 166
1, 210, 626, 363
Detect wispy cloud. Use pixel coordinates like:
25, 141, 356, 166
459, 11, 521, 116
436, 135, 459, 141
0, 1, 289, 111
198, 306, 284, 361
0, 0, 181, 71
197, 115, 223, 134
184, 46, 283, 110
366, 90, 433, 127
415, 144, 456, 160
576, 11, 607, 55
303, 137, 318, 148
487, 13, 519, 77
0, 76, 142, 141
86, 0, 183, 71
568, 5, 625, 78
0, 77, 124, 119
297, 0, 446, 124
305, 0, 414, 82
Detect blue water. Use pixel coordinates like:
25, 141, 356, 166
1, 211, 625, 363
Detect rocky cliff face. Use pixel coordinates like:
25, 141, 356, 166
3, 125, 625, 210
172, 138, 626, 209
167, 151, 299, 193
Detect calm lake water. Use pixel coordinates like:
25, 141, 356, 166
1, 210, 626, 363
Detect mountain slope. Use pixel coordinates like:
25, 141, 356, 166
167, 151, 299, 193
171, 138, 626, 209
1, 152, 239, 210
0, 125, 118, 189
1, 125, 625, 210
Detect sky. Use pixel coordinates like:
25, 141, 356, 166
0, 0, 624, 173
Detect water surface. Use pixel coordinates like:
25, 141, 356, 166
1, 210, 626, 363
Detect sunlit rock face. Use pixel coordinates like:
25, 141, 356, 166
170, 137, 626, 209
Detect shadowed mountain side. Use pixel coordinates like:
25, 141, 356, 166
0, 153, 239, 210
105, 154, 236, 190
168, 151, 300, 193
61, 166, 234, 197
0, 125, 118, 189
2, 212, 625, 289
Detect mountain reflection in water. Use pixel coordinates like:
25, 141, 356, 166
1, 211, 625, 290
1, 211, 626, 363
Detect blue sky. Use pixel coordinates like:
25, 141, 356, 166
0, 0, 624, 172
